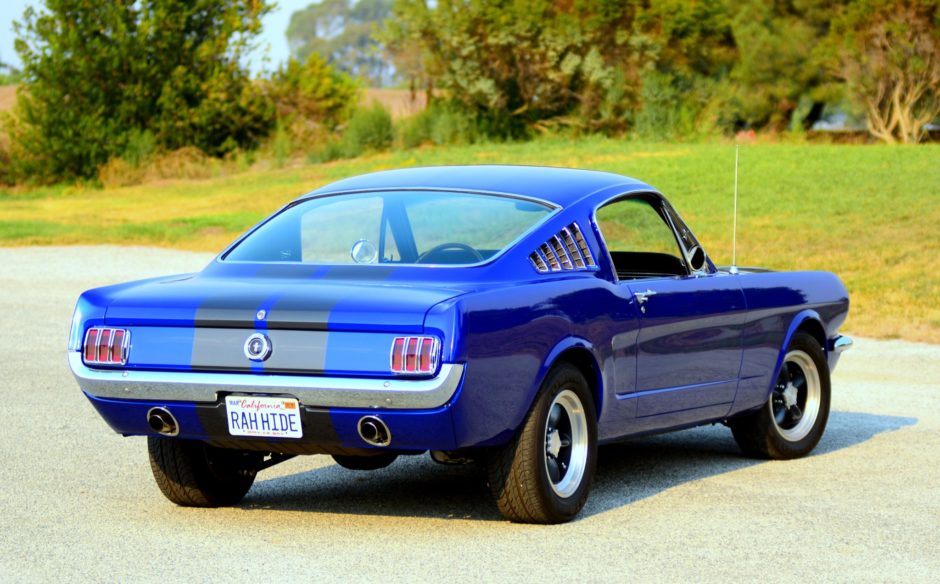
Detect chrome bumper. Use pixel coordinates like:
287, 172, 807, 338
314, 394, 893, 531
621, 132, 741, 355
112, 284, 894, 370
832, 335, 853, 354
69, 352, 464, 410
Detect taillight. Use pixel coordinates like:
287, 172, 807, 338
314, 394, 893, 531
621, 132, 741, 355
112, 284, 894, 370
82, 327, 130, 365
390, 336, 440, 374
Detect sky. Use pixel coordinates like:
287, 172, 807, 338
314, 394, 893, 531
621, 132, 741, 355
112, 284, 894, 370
0, 0, 312, 75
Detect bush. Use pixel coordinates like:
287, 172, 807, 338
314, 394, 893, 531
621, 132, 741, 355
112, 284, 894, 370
98, 147, 215, 188
340, 104, 394, 157
10, 1, 274, 183
265, 54, 359, 158
399, 101, 481, 148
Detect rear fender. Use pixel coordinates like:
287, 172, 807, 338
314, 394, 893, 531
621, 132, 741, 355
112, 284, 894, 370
533, 336, 603, 420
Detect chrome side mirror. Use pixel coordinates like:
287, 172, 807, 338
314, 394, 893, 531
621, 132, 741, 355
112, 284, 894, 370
687, 245, 707, 272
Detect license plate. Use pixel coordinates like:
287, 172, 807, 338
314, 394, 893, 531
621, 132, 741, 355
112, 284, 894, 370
225, 396, 303, 439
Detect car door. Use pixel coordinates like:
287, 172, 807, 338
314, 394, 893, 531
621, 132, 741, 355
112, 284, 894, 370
595, 194, 746, 420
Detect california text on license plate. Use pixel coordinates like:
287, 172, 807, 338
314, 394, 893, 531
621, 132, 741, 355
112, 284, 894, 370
225, 396, 303, 439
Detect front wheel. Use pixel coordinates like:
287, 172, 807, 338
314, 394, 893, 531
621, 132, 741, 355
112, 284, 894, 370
486, 364, 597, 523
148, 437, 260, 507
730, 332, 831, 459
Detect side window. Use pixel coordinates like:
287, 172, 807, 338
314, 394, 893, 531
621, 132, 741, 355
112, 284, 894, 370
596, 197, 687, 279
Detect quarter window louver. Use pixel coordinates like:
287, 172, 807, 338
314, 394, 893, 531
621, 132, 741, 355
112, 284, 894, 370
569, 223, 596, 267
550, 236, 574, 270
530, 222, 596, 273
539, 243, 561, 271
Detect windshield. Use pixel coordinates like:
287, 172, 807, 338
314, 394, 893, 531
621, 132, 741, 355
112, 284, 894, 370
224, 190, 555, 265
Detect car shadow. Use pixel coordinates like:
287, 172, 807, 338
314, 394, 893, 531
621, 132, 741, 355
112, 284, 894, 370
241, 410, 915, 522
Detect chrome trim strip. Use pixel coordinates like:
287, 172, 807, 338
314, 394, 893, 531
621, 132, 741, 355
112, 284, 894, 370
833, 335, 853, 354
570, 223, 596, 267
540, 243, 561, 271
551, 235, 574, 270
529, 252, 548, 272
69, 352, 464, 410
561, 227, 586, 268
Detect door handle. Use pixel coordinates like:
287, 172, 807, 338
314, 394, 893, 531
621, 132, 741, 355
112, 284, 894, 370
634, 289, 657, 314
634, 289, 657, 304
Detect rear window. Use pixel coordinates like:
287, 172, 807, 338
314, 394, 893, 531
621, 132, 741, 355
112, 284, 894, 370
224, 190, 555, 265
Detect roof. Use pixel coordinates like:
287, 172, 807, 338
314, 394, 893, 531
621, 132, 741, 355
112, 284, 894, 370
306, 165, 650, 208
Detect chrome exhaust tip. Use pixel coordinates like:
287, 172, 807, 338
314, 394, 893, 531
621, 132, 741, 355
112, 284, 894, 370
357, 415, 391, 447
147, 407, 179, 437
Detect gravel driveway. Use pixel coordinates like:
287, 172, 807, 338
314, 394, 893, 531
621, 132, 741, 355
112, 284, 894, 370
0, 246, 937, 583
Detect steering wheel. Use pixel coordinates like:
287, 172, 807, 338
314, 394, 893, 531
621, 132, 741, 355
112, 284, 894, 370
416, 242, 484, 264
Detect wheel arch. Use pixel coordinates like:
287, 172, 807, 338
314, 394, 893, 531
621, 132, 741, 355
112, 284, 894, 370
538, 338, 603, 420
768, 310, 827, 398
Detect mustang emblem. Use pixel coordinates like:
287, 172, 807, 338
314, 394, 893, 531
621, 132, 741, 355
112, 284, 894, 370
243, 333, 272, 362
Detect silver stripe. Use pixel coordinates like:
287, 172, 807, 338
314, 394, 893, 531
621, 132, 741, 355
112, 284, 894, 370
69, 352, 464, 410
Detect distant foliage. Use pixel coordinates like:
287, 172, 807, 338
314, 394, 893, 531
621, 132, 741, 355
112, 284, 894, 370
384, 0, 735, 138
828, 0, 939, 143
7, 0, 275, 183
266, 54, 360, 150
341, 103, 394, 156
287, 0, 394, 87
0, 64, 22, 85
399, 101, 481, 148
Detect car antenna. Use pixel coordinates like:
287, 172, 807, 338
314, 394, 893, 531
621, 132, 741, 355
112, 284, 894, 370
729, 144, 740, 275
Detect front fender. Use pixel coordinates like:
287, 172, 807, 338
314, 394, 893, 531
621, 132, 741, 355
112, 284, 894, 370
768, 309, 825, 399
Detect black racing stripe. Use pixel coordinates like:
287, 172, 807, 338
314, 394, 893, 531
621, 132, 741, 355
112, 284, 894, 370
321, 265, 397, 281
195, 286, 271, 328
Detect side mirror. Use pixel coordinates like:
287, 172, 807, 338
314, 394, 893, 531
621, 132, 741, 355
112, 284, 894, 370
687, 245, 707, 272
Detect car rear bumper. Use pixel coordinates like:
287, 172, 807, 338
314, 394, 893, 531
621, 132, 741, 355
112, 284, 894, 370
84, 392, 459, 454
69, 352, 464, 410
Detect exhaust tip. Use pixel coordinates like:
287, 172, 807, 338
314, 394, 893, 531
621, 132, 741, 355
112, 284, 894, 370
147, 407, 179, 437
357, 415, 391, 447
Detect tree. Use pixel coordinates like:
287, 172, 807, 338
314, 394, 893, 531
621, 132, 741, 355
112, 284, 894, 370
385, 0, 735, 137
286, 0, 394, 87
8, 0, 274, 182
829, 0, 939, 143
727, 0, 842, 132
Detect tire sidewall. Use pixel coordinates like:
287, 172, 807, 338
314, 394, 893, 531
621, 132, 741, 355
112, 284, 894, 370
767, 332, 831, 458
528, 365, 598, 521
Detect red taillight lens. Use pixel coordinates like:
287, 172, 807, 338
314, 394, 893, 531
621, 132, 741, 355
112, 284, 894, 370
82, 327, 130, 365
84, 328, 99, 361
390, 336, 439, 375
391, 338, 405, 371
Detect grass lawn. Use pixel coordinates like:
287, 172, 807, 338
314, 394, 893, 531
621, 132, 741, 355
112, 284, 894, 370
1, 137, 937, 342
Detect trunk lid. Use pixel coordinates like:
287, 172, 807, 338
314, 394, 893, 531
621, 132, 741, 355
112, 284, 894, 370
100, 270, 466, 376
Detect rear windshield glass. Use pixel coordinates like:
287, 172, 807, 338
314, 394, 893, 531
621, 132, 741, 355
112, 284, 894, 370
224, 190, 555, 265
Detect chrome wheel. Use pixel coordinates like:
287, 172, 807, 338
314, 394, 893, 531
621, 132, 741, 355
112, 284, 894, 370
770, 349, 821, 442
543, 389, 589, 498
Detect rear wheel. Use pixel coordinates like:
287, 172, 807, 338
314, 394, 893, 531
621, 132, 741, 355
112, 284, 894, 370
148, 437, 260, 507
730, 332, 831, 459
332, 453, 398, 471
486, 364, 597, 523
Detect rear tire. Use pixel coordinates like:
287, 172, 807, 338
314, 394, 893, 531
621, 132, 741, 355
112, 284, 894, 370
148, 437, 259, 507
332, 453, 398, 470
729, 332, 831, 459
486, 364, 597, 524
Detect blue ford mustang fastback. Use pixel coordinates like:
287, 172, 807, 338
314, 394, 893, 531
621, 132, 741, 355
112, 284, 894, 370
70, 165, 851, 523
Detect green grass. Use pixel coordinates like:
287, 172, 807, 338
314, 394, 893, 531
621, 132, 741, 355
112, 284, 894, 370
1, 137, 938, 342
